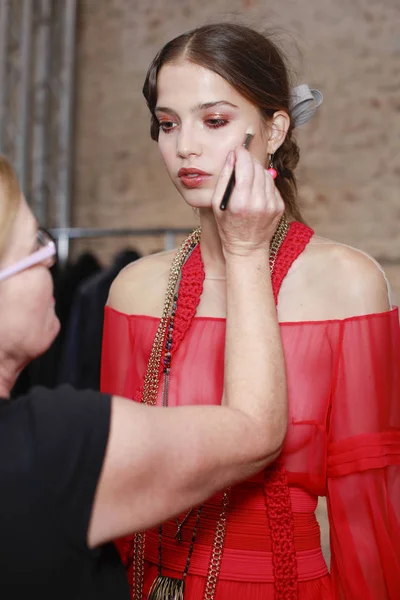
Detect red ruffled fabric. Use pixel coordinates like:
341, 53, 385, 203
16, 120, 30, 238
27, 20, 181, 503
326, 309, 400, 599
101, 222, 400, 599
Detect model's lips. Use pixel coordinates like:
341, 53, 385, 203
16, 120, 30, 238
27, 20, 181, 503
178, 168, 212, 189
178, 168, 211, 177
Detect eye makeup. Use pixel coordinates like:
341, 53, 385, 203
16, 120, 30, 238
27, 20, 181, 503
158, 119, 176, 133
157, 114, 232, 134
203, 115, 230, 129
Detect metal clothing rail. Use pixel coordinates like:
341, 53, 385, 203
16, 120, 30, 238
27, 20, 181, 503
49, 226, 194, 264
50, 226, 400, 268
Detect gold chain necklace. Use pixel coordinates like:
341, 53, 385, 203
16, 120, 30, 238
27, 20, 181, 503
132, 214, 290, 600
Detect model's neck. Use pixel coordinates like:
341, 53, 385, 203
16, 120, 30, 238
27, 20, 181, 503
0, 354, 20, 399
199, 208, 226, 278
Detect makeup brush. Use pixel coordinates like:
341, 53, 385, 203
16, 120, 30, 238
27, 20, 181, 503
219, 128, 254, 211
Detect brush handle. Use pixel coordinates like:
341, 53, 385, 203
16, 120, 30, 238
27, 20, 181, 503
219, 169, 236, 211
219, 133, 253, 211
242, 132, 253, 150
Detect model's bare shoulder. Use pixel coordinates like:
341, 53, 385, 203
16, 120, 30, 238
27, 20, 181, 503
107, 249, 176, 316
323, 239, 390, 310
279, 235, 392, 321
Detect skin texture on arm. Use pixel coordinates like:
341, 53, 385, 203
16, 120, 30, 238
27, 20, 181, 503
88, 147, 288, 548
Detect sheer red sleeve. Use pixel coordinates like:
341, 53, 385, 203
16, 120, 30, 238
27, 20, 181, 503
101, 306, 134, 397
327, 308, 400, 599
100, 307, 156, 399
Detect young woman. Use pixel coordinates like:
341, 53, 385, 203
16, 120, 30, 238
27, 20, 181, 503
101, 23, 400, 599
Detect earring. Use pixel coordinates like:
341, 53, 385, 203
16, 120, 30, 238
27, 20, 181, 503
267, 154, 278, 180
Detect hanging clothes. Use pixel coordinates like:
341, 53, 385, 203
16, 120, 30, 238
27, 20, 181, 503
58, 249, 141, 390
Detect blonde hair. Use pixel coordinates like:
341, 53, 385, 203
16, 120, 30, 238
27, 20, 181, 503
0, 155, 22, 261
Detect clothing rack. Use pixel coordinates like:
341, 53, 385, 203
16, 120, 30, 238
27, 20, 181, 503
50, 226, 194, 265
50, 226, 400, 268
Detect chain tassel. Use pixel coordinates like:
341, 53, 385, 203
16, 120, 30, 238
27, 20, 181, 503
147, 575, 185, 600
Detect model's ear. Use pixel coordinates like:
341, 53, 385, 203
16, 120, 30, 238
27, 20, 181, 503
265, 111, 290, 155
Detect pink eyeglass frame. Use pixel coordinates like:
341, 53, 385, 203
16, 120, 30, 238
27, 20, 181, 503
0, 239, 57, 282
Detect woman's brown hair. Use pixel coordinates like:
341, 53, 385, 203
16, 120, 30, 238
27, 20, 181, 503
0, 156, 22, 261
143, 23, 303, 222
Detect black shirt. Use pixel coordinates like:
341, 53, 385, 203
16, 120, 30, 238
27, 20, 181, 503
0, 385, 129, 599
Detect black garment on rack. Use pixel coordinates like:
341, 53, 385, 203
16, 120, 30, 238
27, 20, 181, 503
58, 249, 141, 390
56, 253, 102, 337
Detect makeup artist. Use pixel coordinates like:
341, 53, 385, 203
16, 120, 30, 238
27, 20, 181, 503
0, 152, 287, 599
102, 22, 400, 600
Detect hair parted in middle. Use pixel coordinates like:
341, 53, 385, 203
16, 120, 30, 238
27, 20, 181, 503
143, 22, 303, 222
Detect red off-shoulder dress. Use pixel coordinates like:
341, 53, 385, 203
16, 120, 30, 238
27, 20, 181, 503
101, 222, 400, 599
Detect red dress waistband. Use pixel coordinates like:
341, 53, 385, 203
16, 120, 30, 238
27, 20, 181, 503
144, 485, 328, 582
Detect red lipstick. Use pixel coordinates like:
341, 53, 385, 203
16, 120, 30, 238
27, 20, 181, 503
178, 167, 212, 189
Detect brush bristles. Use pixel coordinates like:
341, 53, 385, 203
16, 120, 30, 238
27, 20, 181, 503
243, 131, 254, 150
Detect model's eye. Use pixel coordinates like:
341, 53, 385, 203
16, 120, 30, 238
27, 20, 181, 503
159, 120, 177, 133
205, 118, 229, 129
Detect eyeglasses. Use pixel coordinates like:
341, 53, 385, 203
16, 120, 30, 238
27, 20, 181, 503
0, 228, 57, 283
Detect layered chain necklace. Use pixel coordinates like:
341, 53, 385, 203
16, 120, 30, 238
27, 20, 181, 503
133, 214, 290, 600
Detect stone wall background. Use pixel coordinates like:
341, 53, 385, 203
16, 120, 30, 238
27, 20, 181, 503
72, 0, 400, 298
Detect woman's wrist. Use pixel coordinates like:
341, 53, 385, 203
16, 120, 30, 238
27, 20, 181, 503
224, 245, 271, 272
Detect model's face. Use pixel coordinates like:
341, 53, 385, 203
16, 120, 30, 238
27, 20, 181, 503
155, 60, 271, 209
